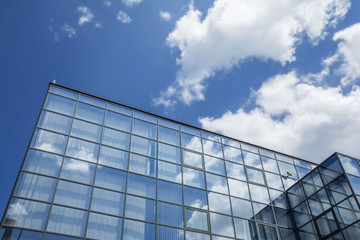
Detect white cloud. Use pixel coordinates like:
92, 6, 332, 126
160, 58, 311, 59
123, 0, 142, 7
60, 23, 76, 38
104, 0, 112, 7
78, 6, 101, 27
160, 10, 172, 21
153, 0, 350, 107
117, 11, 132, 23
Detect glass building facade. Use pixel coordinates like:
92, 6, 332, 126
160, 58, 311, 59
1, 84, 359, 239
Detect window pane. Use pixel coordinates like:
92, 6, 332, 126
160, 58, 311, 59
75, 102, 104, 124
102, 127, 130, 150
222, 137, 240, 148
86, 213, 122, 240
0, 228, 44, 240
339, 155, 360, 176
60, 158, 95, 184
98, 145, 128, 170
23, 149, 62, 177
44, 233, 82, 240
231, 197, 253, 219
133, 119, 157, 139
208, 192, 231, 214
183, 150, 203, 169
265, 172, 284, 190
223, 145, 243, 164
261, 156, 279, 174
183, 167, 205, 189
131, 135, 157, 158
54, 180, 91, 209
158, 180, 183, 204
49, 86, 78, 99
203, 139, 223, 158
31, 129, 67, 154
202, 131, 221, 142
206, 173, 228, 194
125, 195, 156, 222
70, 119, 102, 142
157, 202, 183, 227
14, 173, 56, 202
158, 160, 182, 183
47, 205, 87, 237
186, 209, 208, 231
134, 111, 157, 123
79, 94, 105, 108
258, 224, 278, 240
278, 161, 298, 179
95, 166, 127, 192
210, 213, 234, 238
184, 186, 208, 209
234, 218, 257, 240
107, 103, 132, 116
204, 155, 225, 175
241, 144, 259, 153
4, 198, 50, 230
38, 111, 72, 134
243, 151, 262, 169
181, 125, 200, 136
185, 231, 210, 240
105, 110, 132, 132
246, 167, 265, 185
129, 153, 157, 177
127, 173, 156, 199
91, 188, 125, 216
66, 138, 99, 162
228, 179, 250, 199
123, 219, 155, 240
225, 161, 246, 181
159, 126, 180, 146
181, 133, 202, 152
249, 184, 270, 204
276, 154, 293, 163
158, 143, 181, 164
44, 93, 76, 116
157, 225, 184, 240
159, 119, 180, 130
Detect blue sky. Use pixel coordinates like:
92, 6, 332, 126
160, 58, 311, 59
1, 0, 360, 218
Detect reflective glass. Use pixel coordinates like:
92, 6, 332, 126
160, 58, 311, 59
159, 126, 180, 146
206, 173, 228, 194
249, 184, 271, 204
228, 179, 250, 199
253, 203, 275, 224
202, 131, 221, 142
129, 153, 157, 177
75, 102, 104, 124
243, 151, 262, 169
339, 155, 360, 176
95, 166, 127, 192
210, 213, 234, 238
98, 145, 128, 170
54, 180, 91, 209
4, 198, 50, 230
15, 173, 56, 202
38, 110, 72, 134
31, 129, 67, 154
157, 225, 184, 240
91, 188, 125, 216
234, 218, 257, 240
225, 161, 246, 181
223, 145, 243, 164
134, 111, 157, 123
278, 161, 298, 179
231, 197, 253, 219
105, 110, 132, 132
158, 160, 182, 183
158, 180, 183, 204
297, 166, 310, 178
204, 155, 225, 175
133, 118, 157, 139
208, 192, 231, 214
79, 94, 105, 108
44, 93, 76, 116
259, 148, 275, 158
60, 158, 95, 184
86, 213, 122, 240
184, 186, 208, 209
276, 154, 293, 163
258, 224, 278, 240
186, 209, 208, 231
157, 202, 183, 227
183, 167, 205, 189
158, 143, 181, 164
123, 219, 155, 240
125, 195, 156, 222
294, 159, 310, 169
181, 133, 202, 152
0, 228, 43, 240
66, 137, 98, 162
203, 139, 223, 158
265, 172, 284, 190
49, 86, 78, 99
246, 167, 265, 185
185, 231, 210, 240
241, 143, 259, 153
70, 119, 102, 142
23, 149, 62, 177
127, 173, 156, 199
47, 205, 87, 237
159, 118, 180, 130
107, 103, 132, 116
183, 150, 203, 168
347, 175, 360, 195
131, 135, 157, 158
181, 125, 200, 136
102, 127, 130, 150
45, 233, 82, 239
222, 137, 240, 148
261, 156, 279, 174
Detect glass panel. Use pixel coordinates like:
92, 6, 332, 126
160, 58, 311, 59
38, 110, 72, 134
208, 192, 231, 214
134, 111, 157, 123
127, 173, 156, 199
185, 231, 210, 240
157, 225, 184, 240
75, 102, 104, 124
47, 205, 87, 237
23, 149, 62, 177
249, 184, 270, 204
159, 126, 180, 146
102, 127, 130, 150
123, 219, 155, 240
241, 143, 259, 153
276, 154, 293, 163
70, 119, 102, 142
183, 150, 203, 169
243, 151, 262, 169
181, 133, 202, 152
265, 172, 284, 190
204, 155, 225, 175
60, 158, 95, 184
234, 218, 257, 240
159, 118, 180, 130
49, 85, 78, 99
0, 228, 44, 240
247, 167, 265, 185
184, 186, 208, 209
261, 156, 279, 174
158, 160, 182, 183
3, 198, 50, 230
79, 94, 105, 108
129, 153, 157, 177
231, 197, 253, 219
253, 203, 275, 224
105, 110, 132, 132
258, 224, 278, 240
297, 166, 310, 178
107, 103, 132, 116
223, 145, 243, 164
14, 173, 56, 202
202, 131, 221, 142
210, 213, 234, 238
186, 209, 208, 231
45, 233, 82, 240
181, 125, 200, 136
44, 93, 76, 116
206, 173, 228, 194
228, 179, 250, 199
294, 159, 310, 169
222, 137, 240, 148
65, 137, 98, 162
183, 167, 205, 189
91, 188, 125, 216
347, 175, 360, 195
133, 119, 157, 139
259, 148, 275, 158
278, 161, 298, 179
225, 161, 246, 181
31, 129, 67, 154
125, 195, 156, 222
158, 143, 181, 164
339, 155, 360, 176
158, 180, 183, 204
86, 212, 122, 240
98, 145, 128, 170
54, 180, 91, 209
95, 166, 127, 192
203, 139, 223, 158
131, 135, 157, 158
157, 202, 183, 227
